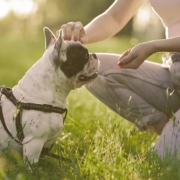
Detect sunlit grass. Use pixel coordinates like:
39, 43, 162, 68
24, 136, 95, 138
0, 35, 178, 180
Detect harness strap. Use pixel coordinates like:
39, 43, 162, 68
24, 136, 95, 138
16, 110, 24, 142
0, 86, 68, 161
41, 148, 71, 162
0, 92, 22, 145
1, 86, 67, 115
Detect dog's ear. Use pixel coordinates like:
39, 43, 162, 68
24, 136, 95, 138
52, 29, 67, 66
43, 27, 56, 49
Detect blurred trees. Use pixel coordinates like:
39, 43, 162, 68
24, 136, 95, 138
0, 0, 164, 39
0, 0, 115, 35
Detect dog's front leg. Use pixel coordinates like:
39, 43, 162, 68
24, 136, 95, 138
22, 138, 45, 170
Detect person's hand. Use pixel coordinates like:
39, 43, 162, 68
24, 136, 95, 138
117, 42, 155, 69
57, 21, 88, 44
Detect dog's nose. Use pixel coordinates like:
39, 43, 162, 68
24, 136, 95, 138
92, 53, 97, 59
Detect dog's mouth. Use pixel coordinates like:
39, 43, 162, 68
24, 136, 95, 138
78, 72, 98, 81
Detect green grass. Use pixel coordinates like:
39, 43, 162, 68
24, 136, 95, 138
0, 35, 179, 180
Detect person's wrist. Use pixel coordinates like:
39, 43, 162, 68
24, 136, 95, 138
149, 39, 167, 53
147, 40, 158, 54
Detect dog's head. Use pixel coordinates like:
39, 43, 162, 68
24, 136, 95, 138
43, 27, 100, 89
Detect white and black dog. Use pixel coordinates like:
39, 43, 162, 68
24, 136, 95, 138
163, 52, 180, 94
0, 27, 99, 168
169, 53, 180, 93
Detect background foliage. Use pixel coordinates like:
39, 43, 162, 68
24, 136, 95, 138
0, 0, 113, 36
0, 0, 164, 38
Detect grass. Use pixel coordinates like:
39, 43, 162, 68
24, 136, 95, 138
0, 34, 179, 180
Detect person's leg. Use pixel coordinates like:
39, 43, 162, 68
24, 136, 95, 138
85, 53, 180, 156
155, 109, 180, 159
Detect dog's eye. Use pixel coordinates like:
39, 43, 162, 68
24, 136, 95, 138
84, 52, 89, 60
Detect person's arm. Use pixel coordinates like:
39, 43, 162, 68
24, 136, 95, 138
84, 0, 147, 43
60, 0, 147, 44
118, 37, 180, 69
153, 37, 180, 52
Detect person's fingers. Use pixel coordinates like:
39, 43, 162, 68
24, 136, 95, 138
120, 58, 139, 69
65, 22, 76, 40
118, 54, 135, 67
60, 24, 65, 37
74, 21, 84, 41
117, 49, 131, 67
60, 24, 68, 39
60, 22, 75, 40
119, 49, 131, 60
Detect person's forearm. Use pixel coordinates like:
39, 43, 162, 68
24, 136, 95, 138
151, 37, 180, 53
84, 0, 146, 44
84, 13, 121, 44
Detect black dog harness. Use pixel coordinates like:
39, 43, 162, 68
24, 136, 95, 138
0, 86, 69, 161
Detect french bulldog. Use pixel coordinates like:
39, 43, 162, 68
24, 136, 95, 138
162, 52, 180, 94
169, 53, 180, 94
0, 27, 99, 168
